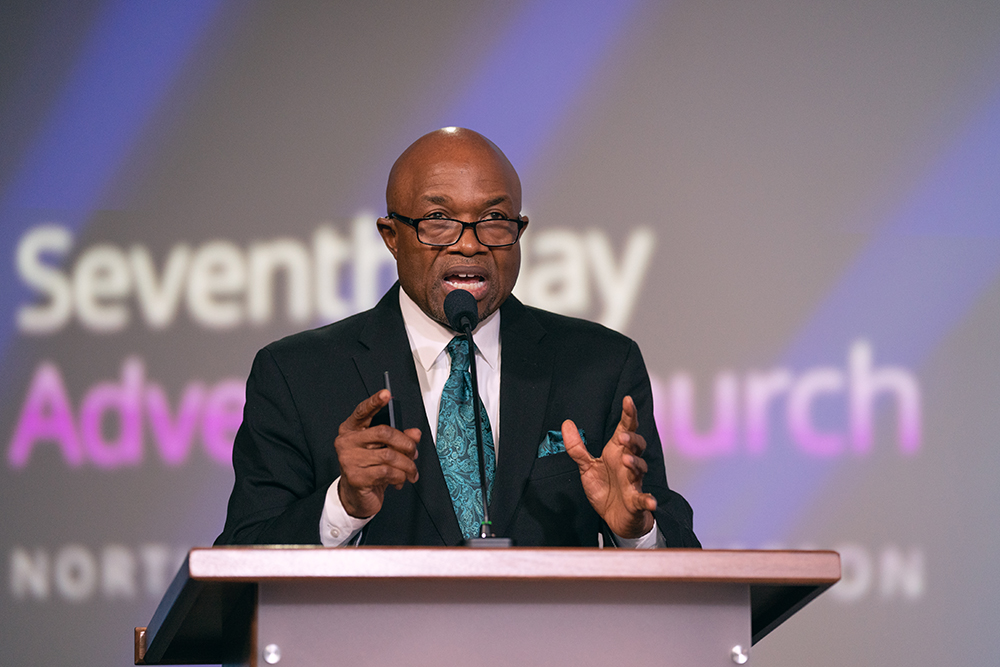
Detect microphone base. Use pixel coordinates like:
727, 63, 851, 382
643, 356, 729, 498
462, 537, 514, 548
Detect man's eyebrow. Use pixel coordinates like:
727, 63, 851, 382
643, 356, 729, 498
422, 195, 451, 205
483, 196, 510, 208
419, 195, 512, 208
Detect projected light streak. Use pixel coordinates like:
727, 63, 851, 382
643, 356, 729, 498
686, 80, 1000, 546
441, 0, 645, 181
0, 0, 227, 362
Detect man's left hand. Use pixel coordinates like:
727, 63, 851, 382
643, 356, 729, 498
562, 396, 656, 539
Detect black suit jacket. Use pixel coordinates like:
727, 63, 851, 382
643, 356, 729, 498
216, 284, 699, 548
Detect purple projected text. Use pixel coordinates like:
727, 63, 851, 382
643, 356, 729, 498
653, 340, 921, 459
7, 358, 242, 469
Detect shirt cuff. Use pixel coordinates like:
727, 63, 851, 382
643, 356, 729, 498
611, 520, 665, 549
319, 477, 373, 547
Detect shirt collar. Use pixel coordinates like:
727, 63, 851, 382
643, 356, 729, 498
399, 287, 500, 372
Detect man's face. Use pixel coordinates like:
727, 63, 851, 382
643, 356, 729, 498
379, 141, 527, 328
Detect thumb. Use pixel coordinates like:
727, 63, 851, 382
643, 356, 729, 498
561, 420, 591, 467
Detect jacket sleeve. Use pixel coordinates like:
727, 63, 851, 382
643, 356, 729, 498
214, 347, 330, 545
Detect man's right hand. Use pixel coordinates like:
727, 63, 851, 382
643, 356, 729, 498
335, 389, 420, 519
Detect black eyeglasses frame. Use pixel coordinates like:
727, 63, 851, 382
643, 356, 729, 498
386, 212, 527, 248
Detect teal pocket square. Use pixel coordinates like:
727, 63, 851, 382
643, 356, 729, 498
538, 428, 586, 458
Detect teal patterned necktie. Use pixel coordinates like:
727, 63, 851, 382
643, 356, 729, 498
436, 336, 496, 539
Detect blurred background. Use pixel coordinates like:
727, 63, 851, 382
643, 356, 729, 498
2, 1, 999, 665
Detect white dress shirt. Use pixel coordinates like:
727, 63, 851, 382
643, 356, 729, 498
320, 289, 661, 548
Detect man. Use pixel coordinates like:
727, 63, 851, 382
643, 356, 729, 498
216, 127, 699, 548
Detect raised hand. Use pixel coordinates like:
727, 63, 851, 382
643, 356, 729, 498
334, 389, 421, 519
562, 396, 657, 539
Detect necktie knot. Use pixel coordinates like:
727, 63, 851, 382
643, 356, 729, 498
446, 335, 470, 371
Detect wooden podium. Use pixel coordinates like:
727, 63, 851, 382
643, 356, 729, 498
135, 547, 839, 666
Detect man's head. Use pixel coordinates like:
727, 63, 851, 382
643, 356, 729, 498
377, 127, 528, 329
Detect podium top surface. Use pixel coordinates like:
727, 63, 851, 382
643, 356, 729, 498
186, 546, 840, 583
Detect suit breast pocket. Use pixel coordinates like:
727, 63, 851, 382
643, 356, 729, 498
528, 451, 580, 481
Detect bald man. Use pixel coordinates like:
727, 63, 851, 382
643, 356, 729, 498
216, 128, 699, 548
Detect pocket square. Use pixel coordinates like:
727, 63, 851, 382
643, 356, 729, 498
537, 428, 586, 458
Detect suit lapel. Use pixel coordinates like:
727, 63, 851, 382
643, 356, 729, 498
491, 297, 553, 538
354, 285, 464, 545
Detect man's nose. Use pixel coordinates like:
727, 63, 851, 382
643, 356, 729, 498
451, 225, 487, 255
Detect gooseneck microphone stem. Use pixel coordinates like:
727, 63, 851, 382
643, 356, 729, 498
462, 325, 492, 537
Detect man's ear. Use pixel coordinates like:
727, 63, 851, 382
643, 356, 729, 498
376, 217, 399, 259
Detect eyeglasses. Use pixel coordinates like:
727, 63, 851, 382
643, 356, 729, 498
387, 212, 526, 248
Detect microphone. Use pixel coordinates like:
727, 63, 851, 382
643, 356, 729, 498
443, 290, 511, 547
444, 288, 478, 333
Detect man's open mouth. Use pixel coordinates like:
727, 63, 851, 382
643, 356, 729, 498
442, 271, 489, 299
443, 272, 486, 289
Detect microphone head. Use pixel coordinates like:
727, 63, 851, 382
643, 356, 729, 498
444, 289, 479, 332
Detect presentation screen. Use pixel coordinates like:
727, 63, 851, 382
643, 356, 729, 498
3, 2, 998, 665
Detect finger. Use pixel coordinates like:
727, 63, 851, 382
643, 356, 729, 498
635, 491, 657, 513
367, 445, 420, 483
341, 390, 391, 433
617, 454, 647, 488
618, 431, 646, 456
561, 420, 593, 467
365, 454, 419, 485
340, 462, 416, 495
352, 461, 413, 488
617, 395, 639, 434
351, 447, 419, 484
403, 428, 422, 459
355, 424, 420, 457
622, 452, 648, 478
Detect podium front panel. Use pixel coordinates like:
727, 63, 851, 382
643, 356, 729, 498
256, 578, 752, 666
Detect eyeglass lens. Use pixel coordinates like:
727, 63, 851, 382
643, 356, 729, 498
418, 218, 520, 246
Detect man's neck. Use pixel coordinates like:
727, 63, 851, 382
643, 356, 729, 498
397, 287, 500, 373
